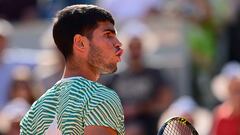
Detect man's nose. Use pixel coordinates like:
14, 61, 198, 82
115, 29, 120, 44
114, 38, 122, 48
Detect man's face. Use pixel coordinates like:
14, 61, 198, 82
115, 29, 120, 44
87, 21, 123, 74
128, 37, 142, 60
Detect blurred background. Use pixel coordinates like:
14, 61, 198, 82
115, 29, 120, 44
0, 0, 239, 135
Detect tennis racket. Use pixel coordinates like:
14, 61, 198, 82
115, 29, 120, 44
157, 117, 199, 135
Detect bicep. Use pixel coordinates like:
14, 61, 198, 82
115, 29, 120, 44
84, 126, 117, 135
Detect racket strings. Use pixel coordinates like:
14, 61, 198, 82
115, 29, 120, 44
162, 120, 194, 135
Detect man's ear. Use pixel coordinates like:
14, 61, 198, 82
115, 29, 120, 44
73, 34, 89, 51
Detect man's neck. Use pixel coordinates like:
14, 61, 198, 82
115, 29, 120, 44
63, 60, 100, 82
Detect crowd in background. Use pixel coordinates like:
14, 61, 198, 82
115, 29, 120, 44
0, 0, 240, 135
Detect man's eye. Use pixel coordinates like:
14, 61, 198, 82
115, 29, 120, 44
105, 33, 113, 38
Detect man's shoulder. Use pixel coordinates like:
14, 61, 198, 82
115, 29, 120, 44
84, 83, 121, 108
90, 82, 119, 98
84, 83, 123, 118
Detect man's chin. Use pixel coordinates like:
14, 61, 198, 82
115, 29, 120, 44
100, 67, 117, 75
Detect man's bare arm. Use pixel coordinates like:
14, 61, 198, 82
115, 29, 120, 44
84, 126, 117, 135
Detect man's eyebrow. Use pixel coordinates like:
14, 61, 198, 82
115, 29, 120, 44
103, 28, 116, 34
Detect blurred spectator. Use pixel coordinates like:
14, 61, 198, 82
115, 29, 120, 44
223, 7, 240, 62
103, 36, 174, 135
125, 122, 146, 135
0, 0, 97, 21
37, 0, 64, 19
210, 0, 238, 26
181, 0, 219, 108
33, 27, 64, 97
0, 18, 17, 109
38, 0, 96, 19
97, 0, 160, 25
211, 61, 240, 135
158, 96, 212, 135
214, 2, 240, 71
0, 65, 35, 135
0, 0, 38, 22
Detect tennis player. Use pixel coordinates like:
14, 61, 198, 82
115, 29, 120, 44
20, 4, 125, 135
